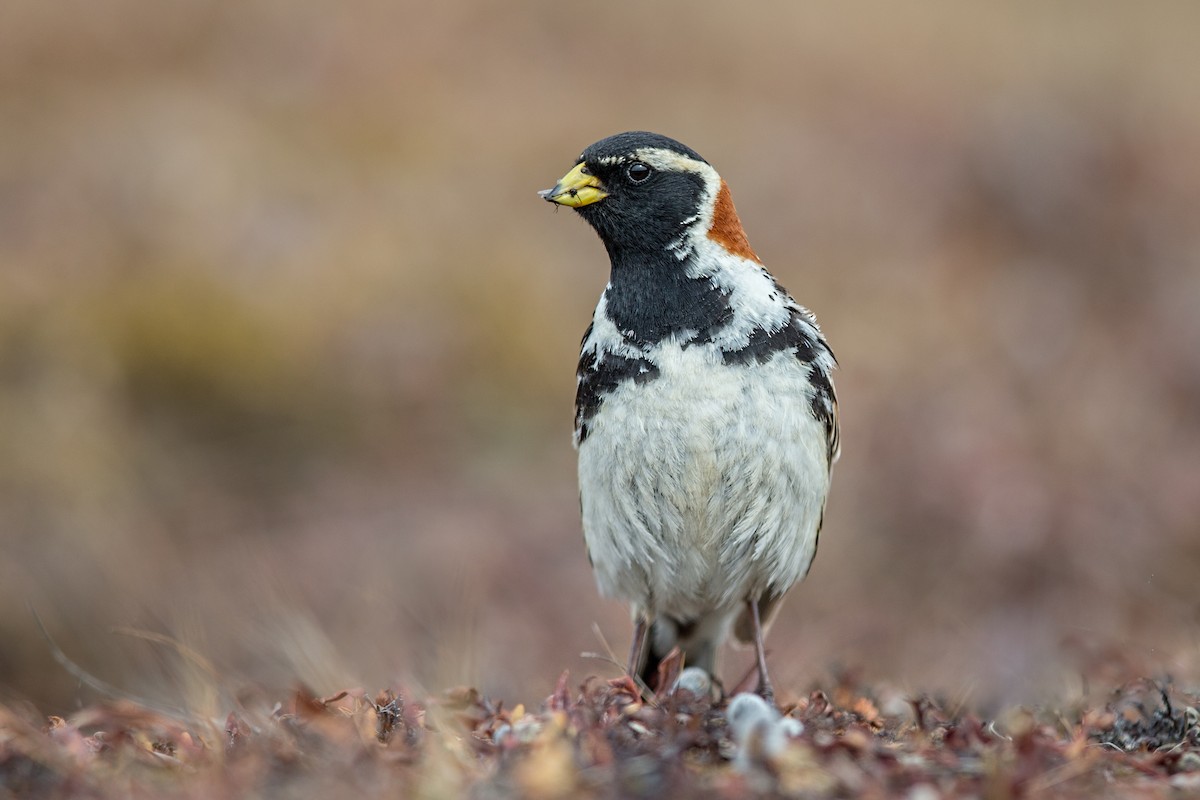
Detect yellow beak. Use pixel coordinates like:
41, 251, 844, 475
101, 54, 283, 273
538, 162, 608, 208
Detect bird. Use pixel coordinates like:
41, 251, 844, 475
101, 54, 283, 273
539, 131, 838, 702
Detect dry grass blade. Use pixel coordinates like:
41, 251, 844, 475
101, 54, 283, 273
28, 604, 199, 723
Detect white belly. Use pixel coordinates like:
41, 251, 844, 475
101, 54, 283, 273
578, 344, 830, 622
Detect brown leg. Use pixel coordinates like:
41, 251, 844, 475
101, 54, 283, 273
747, 599, 775, 705
627, 614, 650, 677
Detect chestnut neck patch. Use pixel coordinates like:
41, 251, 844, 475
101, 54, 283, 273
707, 181, 761, 263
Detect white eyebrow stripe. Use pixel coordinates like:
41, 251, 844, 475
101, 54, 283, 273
636, 148, 722, 210
633, 147, 715, 178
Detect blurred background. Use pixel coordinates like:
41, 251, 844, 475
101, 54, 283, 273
2, 1, 1198, 715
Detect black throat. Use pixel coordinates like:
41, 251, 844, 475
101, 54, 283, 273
602, 247, 733, 346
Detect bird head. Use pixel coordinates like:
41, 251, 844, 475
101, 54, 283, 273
540, 131, 759, 264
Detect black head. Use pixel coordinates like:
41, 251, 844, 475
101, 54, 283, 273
541, 131, 717, 259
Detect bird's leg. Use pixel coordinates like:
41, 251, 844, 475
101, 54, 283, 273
747, 598, 775, 706
627, 613, 650, 678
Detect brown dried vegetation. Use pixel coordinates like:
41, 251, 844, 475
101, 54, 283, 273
3, 675, 1198, 798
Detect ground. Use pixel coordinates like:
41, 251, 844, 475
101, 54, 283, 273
2, 669, 1197, 799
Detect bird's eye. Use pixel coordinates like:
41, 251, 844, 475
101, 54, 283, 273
627, 162, 652, 183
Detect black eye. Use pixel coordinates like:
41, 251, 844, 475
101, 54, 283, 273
627, 162, 652, 183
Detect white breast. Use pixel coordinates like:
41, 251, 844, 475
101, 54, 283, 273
577, 342, 830, 622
